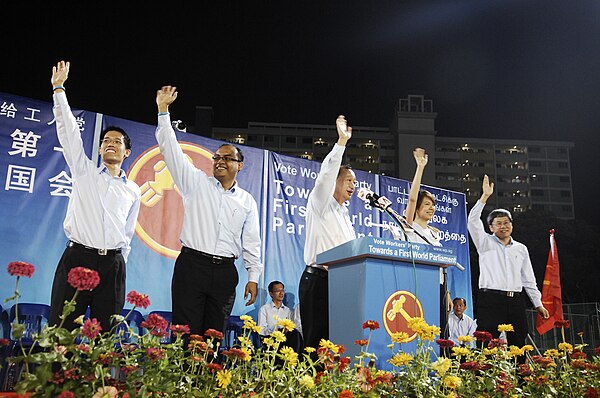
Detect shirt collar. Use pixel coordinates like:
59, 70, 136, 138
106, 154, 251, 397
213, 178, 237, 193
99, 164, 128, 182
492, 233, 514, 246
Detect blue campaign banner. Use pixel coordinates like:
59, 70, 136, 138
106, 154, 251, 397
0, 91, 472, 326
378, 175, 473, 317
0, 92, 98, 310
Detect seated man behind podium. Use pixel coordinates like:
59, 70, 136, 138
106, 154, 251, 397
258, 281, 302, 353
447, 297, 477, 347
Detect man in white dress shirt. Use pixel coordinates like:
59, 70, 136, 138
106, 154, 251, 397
447, 297, 477, 347
300, 115, 356, 351
155, 86, 263, 337
48, 61, 141, 332
468, 174, 549, 348
258, 281, 302, 352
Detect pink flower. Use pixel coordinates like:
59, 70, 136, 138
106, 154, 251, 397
82, 318, 102, 340
126, 290, 150, 309
362, 320, 380, 330
7, 261, 35, 278
58, 391, 75, 398
67, 267, 100, 291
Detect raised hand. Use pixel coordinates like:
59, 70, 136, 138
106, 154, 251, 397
336, 115, 352, 145
51, 61, 70, 88
413, 148, 428, 167
481, 174, 494, 199
156, 86, 178, 113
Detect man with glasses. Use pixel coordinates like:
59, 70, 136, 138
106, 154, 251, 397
48, 61, 141, 332
258, 281, 303, 353
154, 86, 262, 339
467, 174, 548, 348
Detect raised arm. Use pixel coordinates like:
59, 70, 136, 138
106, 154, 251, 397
467, 175, 494, 249
405, 148, 428, 224
308, 115, 352, 209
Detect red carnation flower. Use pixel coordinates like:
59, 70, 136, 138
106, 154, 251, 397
140, 313, 168, 333
170, 324, 191, 335
436, 338, 455, 348
67, 267, 100, 291
204, 328, 224, 340
355, 339, 368, 346
58, 391, 75, 398
339, 356, 351, 372
7, 261, 35, 278
554, 319, 570, 328
585, 387, 598, 398
206, 363, 224, 373
488, 338, 506, 348
126, 290, 150, 309
459, 361, 478, 370
473, 330, 493, 342
82, 318, 102, 340
339, 389, 354, 398
362, 320, 380, 330
146, 347, 166, 362
0, 338, 9, 346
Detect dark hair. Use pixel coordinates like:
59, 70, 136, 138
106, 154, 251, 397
415, 190, 436, 212
268, 280, 284, 293
452, 297, 467, 306
486, 208, 513, 225
218, 143, 244, 162
100, 126, 132, 150
337, 164, 353, 178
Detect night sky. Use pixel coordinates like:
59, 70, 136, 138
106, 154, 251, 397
3, 1, 600, 225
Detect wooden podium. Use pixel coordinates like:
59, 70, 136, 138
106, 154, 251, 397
316, 236, 457, 370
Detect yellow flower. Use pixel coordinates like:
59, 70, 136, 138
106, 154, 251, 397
216, 369, 232, 389
305, 346, 316, 353
443, 375, 462, 389
299, 374, 315, 389
319, 339, 339, 353
240, 315, 252, 321
521, 344, 534, 352
237, 336, 253, 348
482, 347, 498, 356
458, 335, 473, 343
431, 357, 452, 375
388, 352, 413, 367
241, 346, 252, 362
544, 349, 560, 358
508, 345, 523, 357
277, 318, 296, 332
271, 330, 287, 343
451, 346, 470, 356
417, 325, 441, 341
279, 346, 298, 367
74, 315, 85, 326
558, 342, 573, 353
407, 317, 427, 333
251, 324, 262, 334
391, 331, 410, 343
262, 337, 275, 348
497, 324, 514, 332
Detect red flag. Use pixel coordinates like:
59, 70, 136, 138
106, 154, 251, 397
536, 229, 564, 335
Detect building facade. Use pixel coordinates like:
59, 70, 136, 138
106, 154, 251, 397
207, 95, 574, 219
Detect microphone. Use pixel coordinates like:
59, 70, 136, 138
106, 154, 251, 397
357, 188, 393, 211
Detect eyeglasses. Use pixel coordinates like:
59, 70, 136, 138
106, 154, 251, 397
101, 138, 125, 146
212, 154, 241, 163
492, 221, 512, 227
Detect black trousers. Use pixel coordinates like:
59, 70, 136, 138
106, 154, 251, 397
298, 267, 328, 351
171, 248, 239, 337
49, 244, 125, 332
476, 290, 528, 347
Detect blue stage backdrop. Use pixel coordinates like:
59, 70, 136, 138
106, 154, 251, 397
0, 91, 473, 321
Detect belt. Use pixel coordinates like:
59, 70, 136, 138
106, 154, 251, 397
181, 246, 235, 265
480, 288, 521, 298
68, 240, 122, 256
304, 265, 328, 277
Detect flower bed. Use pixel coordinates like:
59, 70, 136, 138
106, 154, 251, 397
3, 262, 600, 397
